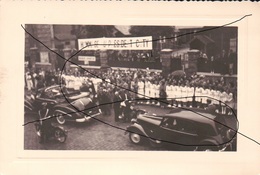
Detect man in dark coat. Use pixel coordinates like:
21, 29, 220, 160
119, 89, 132, 122
113, 91, 122, 122
101, 89, 111, 116
38, 103, 53, 143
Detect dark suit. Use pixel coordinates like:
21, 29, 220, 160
113, 92, 122, 122
120, 90, 132, 122
39, 108, 52, 143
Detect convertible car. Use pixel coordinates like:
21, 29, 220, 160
126, 107, 237, 151
24, 85, 101, 124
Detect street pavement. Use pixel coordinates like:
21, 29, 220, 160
24, 104, 237, 151
24, 105, 156, 150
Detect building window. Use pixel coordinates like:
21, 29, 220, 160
40, 52, 49, 63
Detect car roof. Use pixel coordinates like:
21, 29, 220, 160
164, 108, 217, 125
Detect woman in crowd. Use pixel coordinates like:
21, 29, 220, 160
166, 82, 172, 107
187, 83, 194, 108
154, 81, 160, 106
144, 79, 151, 104
137, 78, 145, 103
220, 89, 228, 114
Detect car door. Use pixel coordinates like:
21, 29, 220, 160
159, 117, 199, 146
158, 117, 181, 145
173, 119, 199, 146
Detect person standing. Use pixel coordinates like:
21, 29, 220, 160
103, 89, 111, 116
220, 50, 228, 75
195, 85, 202, 108
175, 83, 181, 107
220, 89, 227, 114
120, 89, 132, 122
155, 81, 160, 106
201, 86, 207, 109
113, 91, 122, 122
26, 71, 33, 91
97, 87, 108, 116
132, 79, 139, 104
166, 82, 172, 107
187, 83, 193, 107
32, 71, 38, 90
38, 103, 52, 144
227, 49, 236, 75
224, 90, 233, 115
210, 56, 215, 74
137, 79, 144, 103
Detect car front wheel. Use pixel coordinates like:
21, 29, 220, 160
54, 128, 67, 143
55, 111, 66, 125
129, 132, 143, 144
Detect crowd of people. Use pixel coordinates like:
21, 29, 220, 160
108, 50, 160, 63
25, 68, 63, 91
25, 67, 237, 122
197, 49, 237, 75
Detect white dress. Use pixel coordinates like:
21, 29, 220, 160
195, 87, 201, 102
154, 84, 160, 98
74, 77, 82, 90
181, 86, 187, 102
209, 89, 215, 104
212, 90, 219, 104
145, 81, 151, 98
187, 87, 194, 102
226, 93, 234, 108
150, 84, 155, 99
175, 86, 180, 102
220, 92, 227, 106
205, 89, 211, 104
201, 88, 207, 104
173, 86, 178, 101
166, 85, 171, 99
68, 76, 75, 89
137, 81, 145, 98
215, 90, 221, 104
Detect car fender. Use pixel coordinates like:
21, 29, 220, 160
53, 105, 82, 118
126, 123, 149, 139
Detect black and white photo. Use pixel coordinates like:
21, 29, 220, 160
24, 24, 238, 151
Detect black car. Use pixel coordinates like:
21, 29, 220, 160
126, 107, 237, 151
25, 85, 101, 124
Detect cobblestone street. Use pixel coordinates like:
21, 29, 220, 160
24, 104, 237, 151
24, 105, 169, 150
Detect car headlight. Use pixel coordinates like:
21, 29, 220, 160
226, 129, 233, 140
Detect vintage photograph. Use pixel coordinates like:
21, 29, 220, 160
24, 24, 238, 151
